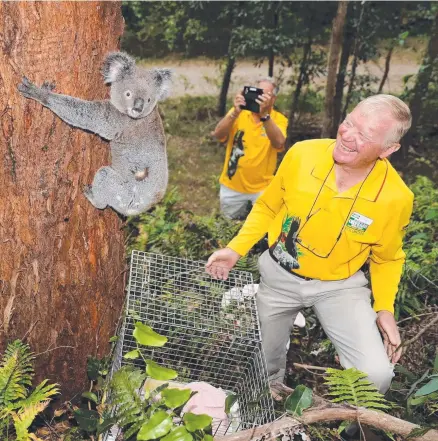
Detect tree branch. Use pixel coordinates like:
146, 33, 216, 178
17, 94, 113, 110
216, 385, 438, 441
402, 313, 438, 349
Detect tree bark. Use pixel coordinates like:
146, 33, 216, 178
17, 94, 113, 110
0, 2, 126, 400
321, 1, 348, 138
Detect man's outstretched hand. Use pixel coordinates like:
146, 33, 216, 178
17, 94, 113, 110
205, 248, 241, 280
377, 310, 402, 363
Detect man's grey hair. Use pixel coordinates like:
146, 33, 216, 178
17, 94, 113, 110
259, 76, 280, 96
356, 94, 412, 145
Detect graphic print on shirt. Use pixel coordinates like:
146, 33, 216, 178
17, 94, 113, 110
227, 130, 245, 179
270, 215, 303, 271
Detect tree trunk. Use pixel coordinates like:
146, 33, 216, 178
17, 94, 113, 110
268, 2, 280, 77
340, 3, 366, 121
403, 10, 438, 149
217, 54, 235, 117
332, 5, 355, 136
0, 1, 126, 400
321, 0, 348, 138
341, 47, 359, 121
286, 34, 312, 147
377, 44, 394, 94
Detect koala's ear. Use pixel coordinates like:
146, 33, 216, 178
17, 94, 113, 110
102, 52, 136, 84
154, 68, 173, 101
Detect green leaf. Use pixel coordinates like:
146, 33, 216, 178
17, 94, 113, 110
408, 394, 429, 407
425, 208, 438, 221
81, 391, 98, 403
146, 360, 178, 381
133, 322, 168, 347
203, 436, 214, 441
124, 349, 140, 360
183, 413, 213, 432
433, 353, 438, 374
97, 416, 118, 435
406, 426, 436, 439
225, 394, 238, 413
414, 378, 438, 397
284, 385, 313, 416
109, 336, 119, 343
137, 410, 173, 440
87, 357, 100, 381
162, 426, 194, 441
162, 388, 192, 408
73, 409, 99, 433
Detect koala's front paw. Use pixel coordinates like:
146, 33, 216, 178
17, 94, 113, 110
17, 76, 51, 103
83, 184, 107, 210
41, 80, 56, 92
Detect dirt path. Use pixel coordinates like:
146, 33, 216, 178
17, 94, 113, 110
141, 50, 421, 98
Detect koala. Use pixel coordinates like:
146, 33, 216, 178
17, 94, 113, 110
17, 51, 172, 216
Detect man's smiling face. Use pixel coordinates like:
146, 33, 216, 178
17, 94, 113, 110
333, 105, 400, 169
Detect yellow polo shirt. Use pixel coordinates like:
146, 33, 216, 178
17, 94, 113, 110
227, 139, 414, 314
219, 108, 288, 194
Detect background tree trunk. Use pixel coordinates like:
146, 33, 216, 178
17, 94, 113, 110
217, 54, 236, 117
286, 33, 312, 147
332, 3, 355, 136
377, 45, 394, 93
268, 1, 280, 77
0, 1, 126, 400
321, 0, 348, 137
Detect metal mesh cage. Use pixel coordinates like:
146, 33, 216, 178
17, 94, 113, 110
110, 250, 275, 437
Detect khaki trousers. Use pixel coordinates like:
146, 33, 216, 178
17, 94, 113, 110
256, 250, 394, 393
219, 184, 262, 219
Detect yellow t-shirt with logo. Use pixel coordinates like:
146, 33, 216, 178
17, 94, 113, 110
219, 108, 289, 194
227, 139, 414, 314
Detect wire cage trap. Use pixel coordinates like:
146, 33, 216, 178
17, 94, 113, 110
109, 250, 276, 437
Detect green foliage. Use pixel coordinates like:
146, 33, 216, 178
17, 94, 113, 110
0, 340, 59, 441
396, 176, 438, 318
126, 187, 243, 259
284, 384, 313, 416
74, 322, 214, 441
324, 367, 391, 411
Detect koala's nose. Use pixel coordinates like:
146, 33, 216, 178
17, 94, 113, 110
133, 97, 144, 112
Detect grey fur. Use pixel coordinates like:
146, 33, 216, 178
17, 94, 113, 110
17, 51, 172, 216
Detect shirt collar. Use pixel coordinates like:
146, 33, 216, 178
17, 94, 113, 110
310, 141, 388, 202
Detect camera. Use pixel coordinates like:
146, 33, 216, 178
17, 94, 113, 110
240, 86, 264, 113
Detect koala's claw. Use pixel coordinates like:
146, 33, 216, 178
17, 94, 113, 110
42, 80, 56, 91
17, 76, 42, 100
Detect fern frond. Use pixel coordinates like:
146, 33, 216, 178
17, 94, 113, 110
11, 400, 49, 441
16, 380, 59, 411
109, 366, 146, 430
324, 368, 391, 411
0, 341, 35, 406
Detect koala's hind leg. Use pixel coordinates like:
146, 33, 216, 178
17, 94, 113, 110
84, 166, 133, 215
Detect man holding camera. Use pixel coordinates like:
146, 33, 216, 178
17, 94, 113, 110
206, 94, 414, 419
212, 78, 288, 220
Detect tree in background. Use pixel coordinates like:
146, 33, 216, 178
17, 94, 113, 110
0, 1, 126, 399
321, 1, 348, 138
285, 2, 335, 145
